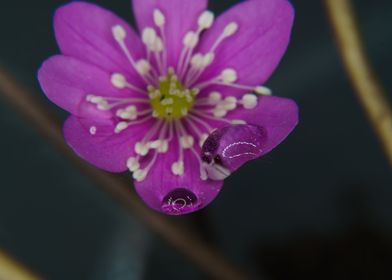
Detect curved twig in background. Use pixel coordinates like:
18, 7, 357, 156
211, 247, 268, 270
0, 249, 42, 280
325, 0, 392, 167
0, 68, 254, 280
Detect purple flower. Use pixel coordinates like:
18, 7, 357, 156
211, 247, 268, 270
38, 0, 298, 215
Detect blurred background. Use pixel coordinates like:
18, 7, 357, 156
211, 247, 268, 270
0, 0, 391, 279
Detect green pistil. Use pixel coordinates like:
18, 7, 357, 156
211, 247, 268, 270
149, 72, 198, 119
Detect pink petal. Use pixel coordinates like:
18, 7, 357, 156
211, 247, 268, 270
134, 140, 223, 215
54, 1, 146, 86
132, 0, 208, 68
38, 55, 138, 117
228, 96, 298, 155
196, 0, 294, 96
63, 116, 154, 173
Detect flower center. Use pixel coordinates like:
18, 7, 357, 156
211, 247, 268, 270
148, 69, 198, 120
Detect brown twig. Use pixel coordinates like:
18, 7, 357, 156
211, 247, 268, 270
0, 67, 253, 280
0, 250, 42, 280
325, 0, 392, 167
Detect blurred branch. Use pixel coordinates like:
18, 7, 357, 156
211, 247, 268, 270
325, 0, 392, 167
0, 250, 42, 280
0, 68, 253, 280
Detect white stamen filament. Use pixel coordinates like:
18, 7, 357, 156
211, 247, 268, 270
111, 73, 148, 95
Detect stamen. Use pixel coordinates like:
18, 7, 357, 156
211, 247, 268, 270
86, 94, 149, 113
185, 22, 239, 86
115, 121, 129, 133
171, 120, 185, 176
177, 120, 208, 180
112, 25, 151, 83
220, 69, 238, 83
255, 86, 272, 96
241, 94, 258, 109
191, 110, 243, 125
133, 169, 148, 182
184, 118, 209, 148
112, 25, 126, 41
171, 161, 184, 176
127, 157, 140, 172
153, 9, 168, 71
183, 31, 199, 48
142, 28, 157, 47
135, 59, 151, 76
111, 73, 147, 95
135, 150, 159, 182
180, 135, 194, 149
153, 9, 165, 27
113, 115, 152, 134
134, 120, 164, 155
210, 22, 239, 53
149, 121, 170, 153
190, 146, 208, 180
188, 114, 215, 133
198, 11, 215, 29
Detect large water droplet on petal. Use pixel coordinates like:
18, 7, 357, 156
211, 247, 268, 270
201, 124, 267, 180
161, 188, 200, 215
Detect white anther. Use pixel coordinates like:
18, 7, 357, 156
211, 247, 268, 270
242, 94, 258, 109
221, 69, 237, 83
198, 11, 215, 29
89, 126, 97, 135
223, 22, 239, 37
213, 108, 227, 118
112, 25, 126, 41
180, 108, 188, 116
153, 9, 165, 27
222, 96, 237, 110
111, 73, 127, 89
152, 111, 159, 118
203, 52, 215, 66
149, 90, 161, 99
254, 86, 272, 96
191, 53, 204, 69
117, 106, 137, 120
180, 135, 194, 149
135, 142, 150, 156
199, 133, 209, 147
209, 91, 222, 102
142, 28, 157, 46
97, 102, 110, 110
149, 140, 168, 153
135, 59, 151, 75
157, 140, 169, 153
183, 31, 199, 48
166, 107, 173, 114
232, 119, 247, 125
127, 157, 140, 172
152, 37, 164, 52
171, 161, 184, 176
161, 98, 174, 105
115, 122, 128, 133
87, 96, 103, 104
133, 169, 148, 182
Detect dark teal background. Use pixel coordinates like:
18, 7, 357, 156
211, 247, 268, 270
0, 0, 391, 279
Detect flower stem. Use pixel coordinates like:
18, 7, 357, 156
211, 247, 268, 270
325, 0, 392, 167
0, 67, 254, 280
0, 249, 42, 280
